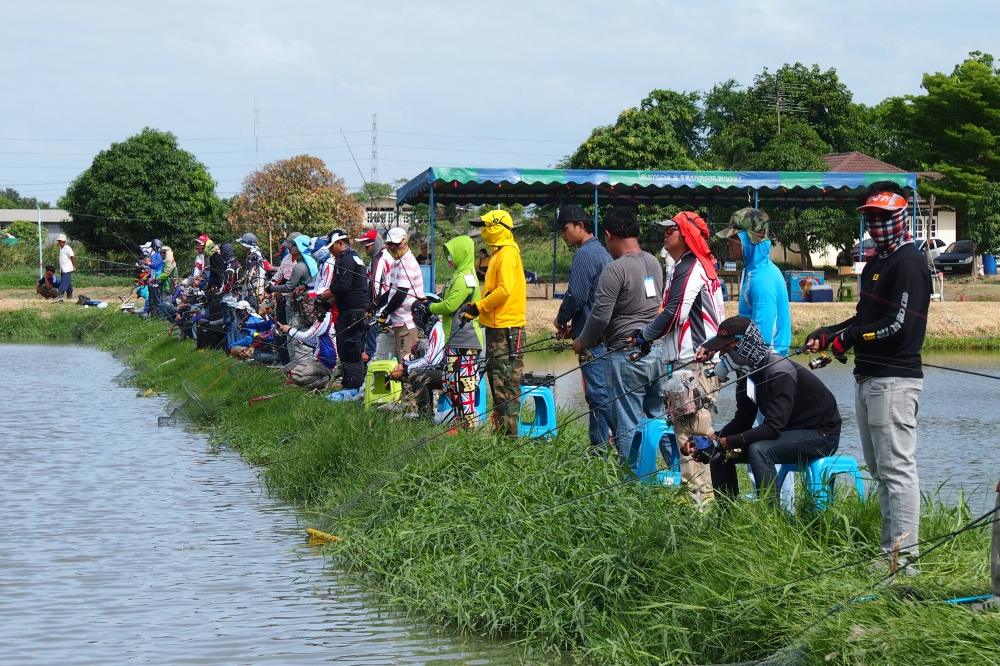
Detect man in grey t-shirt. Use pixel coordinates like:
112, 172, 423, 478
573, 207, 664, 467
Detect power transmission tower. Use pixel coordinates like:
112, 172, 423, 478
253, 103, 260, 171
370, 113, 378, 185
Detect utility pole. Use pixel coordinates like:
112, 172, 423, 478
253, 102, 260, 172
370, 113, 378, 186
36, 203, 43, 279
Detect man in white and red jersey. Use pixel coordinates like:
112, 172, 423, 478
636, 211, 725, 505
374, 227, 425, 361
356, 229, 394, 360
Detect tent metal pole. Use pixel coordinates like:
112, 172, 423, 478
753, 189, 759, 208
428, 186, 436, 289
594, 187, 600, 240
552, 205, 559, 298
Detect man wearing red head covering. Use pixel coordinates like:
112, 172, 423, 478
635, 211, 726, 506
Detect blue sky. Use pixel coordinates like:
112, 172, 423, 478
3, 0, 998, 205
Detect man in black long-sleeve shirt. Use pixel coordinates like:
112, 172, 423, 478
698, 316, 841, 503
328, 229, 371, 390
806, 182, 930, 573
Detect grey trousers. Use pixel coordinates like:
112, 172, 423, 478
856, 376, 922, 556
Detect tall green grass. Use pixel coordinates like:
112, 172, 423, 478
2, 307, 998, 664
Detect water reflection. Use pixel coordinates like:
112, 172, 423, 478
527, 348, 1000, 509
0, 344, 522, 665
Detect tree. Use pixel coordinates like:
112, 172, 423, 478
352, 181, 394, 203
228, 155, 364, 249
967, 182, 1000, 254
6, 219, 38, 242
565, 89, 702, 169
884, 52, 1000, 214
0, 188, 51, 209
59, 128, 225, 249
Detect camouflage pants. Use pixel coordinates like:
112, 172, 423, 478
485, 326, 524, 437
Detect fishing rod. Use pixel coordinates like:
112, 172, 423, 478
324, 345, 809, 532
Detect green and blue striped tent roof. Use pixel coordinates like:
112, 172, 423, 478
395, 167, 918, 207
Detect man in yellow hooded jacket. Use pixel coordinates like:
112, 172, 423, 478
462, 210, 527, 436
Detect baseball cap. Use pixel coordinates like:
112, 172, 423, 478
385, 227, 407, 244
234, 300, 254, 312
327, 228, 349, 244
700, 315, 753, 352
715, 208, 770, 243
554, 205, 589, 230
354, 229, 378, 244
471, 210, 513, 229
857, 191, 908, 212
652, 218, 679, 229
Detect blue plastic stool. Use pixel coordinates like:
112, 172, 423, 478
632, 418, 681, 486
775, 454, 865, 509
436, 375, 489, 425
517, 385, 558, 438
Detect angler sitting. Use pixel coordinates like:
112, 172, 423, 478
389, 297, 445, 418
694, 316, 841, 505
36, 265, 60, 299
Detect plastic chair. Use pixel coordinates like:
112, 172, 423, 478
517, 385, 558, 438
363, 359, 402, 408
775, 454, 865, 509
632, 418, 681, 486
436, 374, 489, 424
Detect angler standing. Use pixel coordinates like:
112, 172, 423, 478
553, 204, 613, 454
636, 212, 726, 505
355, 228, 394, 361
328, 229, 370, 393
429, 235, 485, 429
56, 233, 75, 300
462, 210, 527, 437
806, 182, 931, 575
376, 227, 425, 361
267, 234, 316, 365
573, 207, 663, 464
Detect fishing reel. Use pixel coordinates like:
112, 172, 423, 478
809, 353, 833, 370
690, 435, 742, 465
626, 332, 652, 363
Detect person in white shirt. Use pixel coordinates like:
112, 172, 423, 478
375, 227, 425, 361
56, 233, 75, 298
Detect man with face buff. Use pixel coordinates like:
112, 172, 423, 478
461, 210, 527, 437
806, 181, 931, 575
697, 316, 841, 504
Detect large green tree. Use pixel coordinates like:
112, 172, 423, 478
60, 128, 225, 249
0, 188, 51, 209
967, 181, 1000, 254
228, 155, 364, 249
564, 89, 702, 169
884, 52, 1000, 213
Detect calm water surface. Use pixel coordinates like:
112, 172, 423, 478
0, 344, 523, 665
527, 349, 1000, 509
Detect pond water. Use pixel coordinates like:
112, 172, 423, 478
0, 344, 522, 665
526, 349, 1000, 510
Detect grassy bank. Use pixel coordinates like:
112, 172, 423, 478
2, 308, 997, 665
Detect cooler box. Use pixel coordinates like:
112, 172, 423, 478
809, 284, 834, 302
785, 270, 825, 303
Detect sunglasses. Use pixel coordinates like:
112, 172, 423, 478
662, 226, 680, 236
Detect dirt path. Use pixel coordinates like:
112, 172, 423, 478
0, 287, 135, 314
524, 298, 1000, 340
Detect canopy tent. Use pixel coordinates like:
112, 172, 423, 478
395, 167, 919, 287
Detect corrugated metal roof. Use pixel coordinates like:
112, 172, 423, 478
0, 209, 71, 223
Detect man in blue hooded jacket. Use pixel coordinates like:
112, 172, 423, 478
716, 208, 791, 354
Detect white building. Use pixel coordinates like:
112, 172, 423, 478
0, 209, 71, 245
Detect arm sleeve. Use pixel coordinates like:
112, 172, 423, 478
575, 264, 622, 349
431, 276, 472, 316
475, 248, 513, 314
843, 264, 928, 345
642, 259, 698, 341
555, 254, 588, 326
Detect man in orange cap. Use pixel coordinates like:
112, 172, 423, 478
635, 211, 726, 506
806, 182, 930, 575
